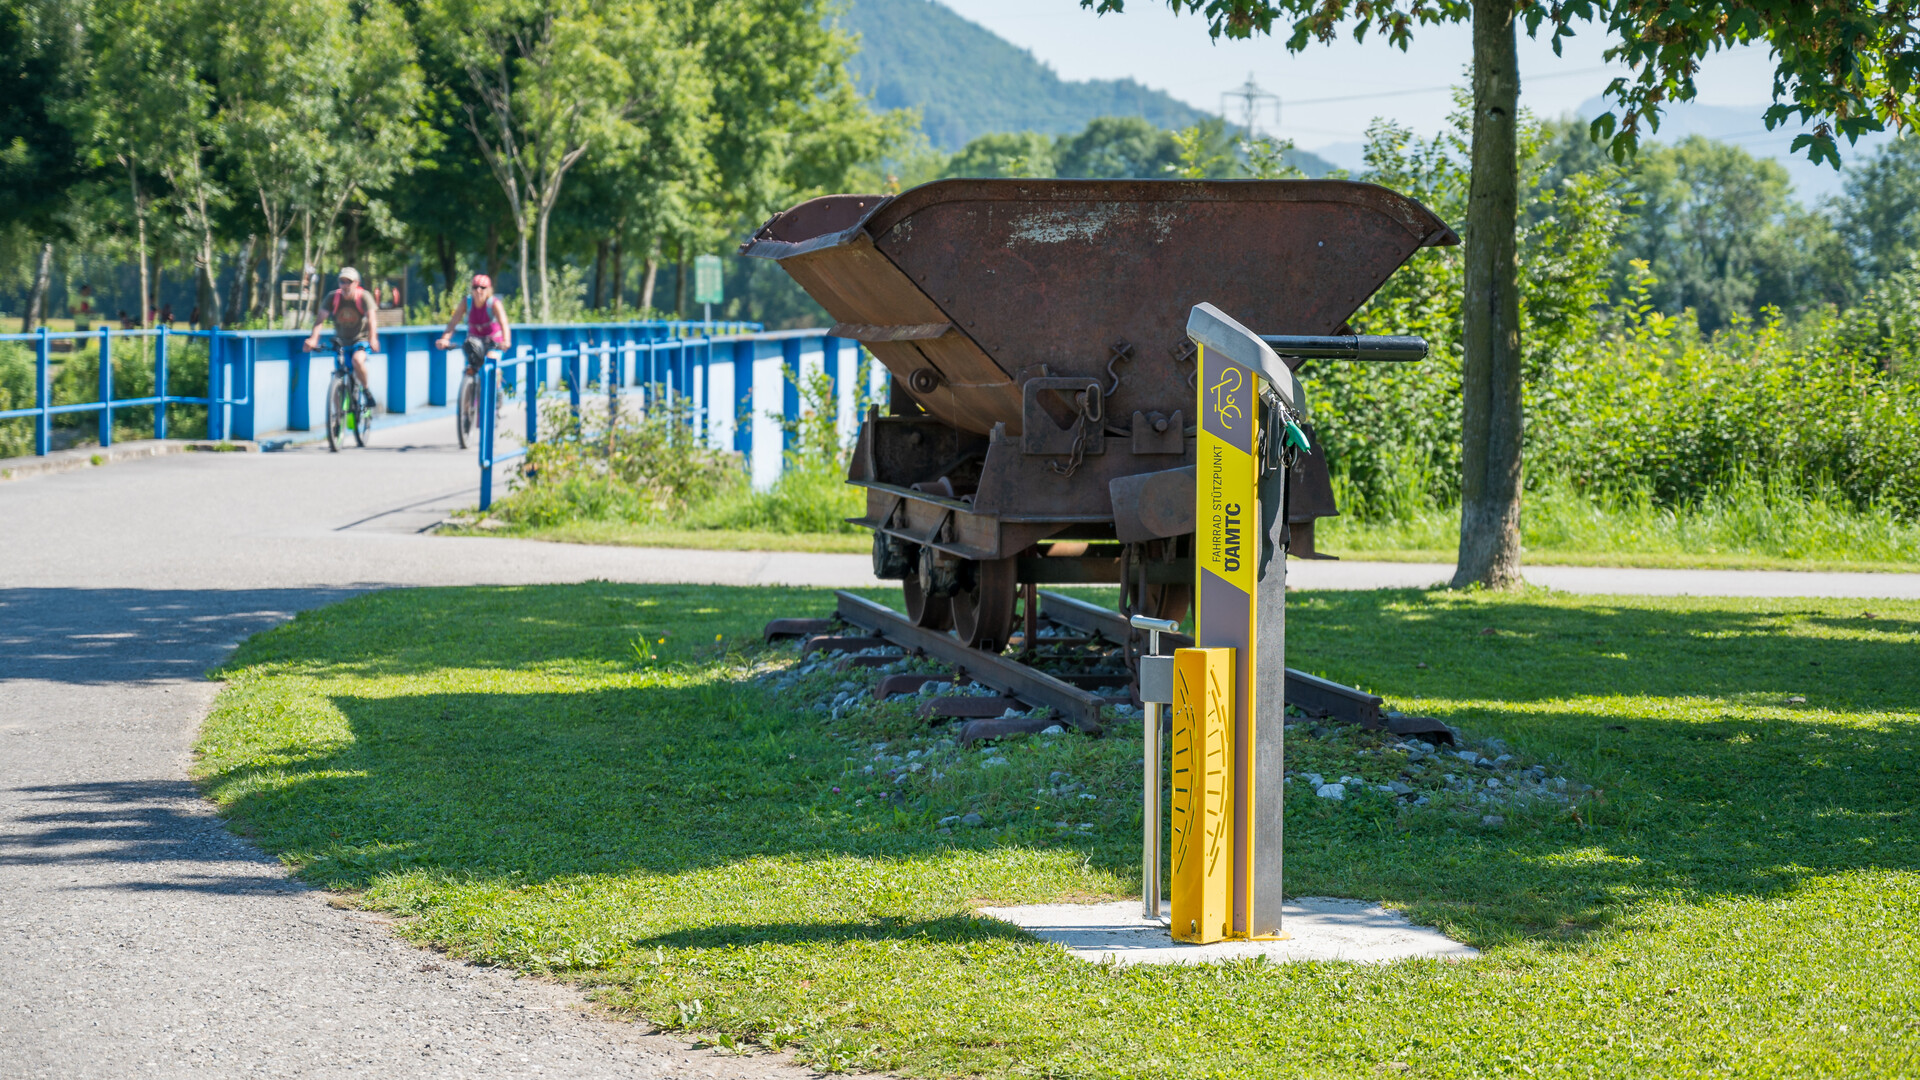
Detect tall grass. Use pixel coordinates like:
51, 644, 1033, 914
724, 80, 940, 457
1323, 468, 1920, 568
488, 364, 866, 536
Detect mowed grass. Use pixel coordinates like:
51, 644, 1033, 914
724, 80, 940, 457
197, 584, 1920, 1078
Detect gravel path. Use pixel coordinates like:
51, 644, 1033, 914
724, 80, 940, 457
3, 418, 1913, 1077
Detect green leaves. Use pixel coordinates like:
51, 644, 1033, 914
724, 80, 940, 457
1094, 0, 1920, 171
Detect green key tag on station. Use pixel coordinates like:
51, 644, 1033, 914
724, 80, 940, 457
1283, 420, 1310, 453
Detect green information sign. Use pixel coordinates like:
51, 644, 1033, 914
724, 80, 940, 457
693, 254, 724, 305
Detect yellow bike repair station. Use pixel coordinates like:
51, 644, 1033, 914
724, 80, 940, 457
1169, 303, 1298, 944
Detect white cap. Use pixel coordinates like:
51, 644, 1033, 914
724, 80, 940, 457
337, 267, 360, 283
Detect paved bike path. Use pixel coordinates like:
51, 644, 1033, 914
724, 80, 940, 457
0, 420, 831, 1079
4, 419, 1916, 1077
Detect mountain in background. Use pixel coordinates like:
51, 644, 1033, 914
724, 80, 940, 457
1570, 97, 1890, 201
838, 0, 1334, 176
1313, 99, 1893, 201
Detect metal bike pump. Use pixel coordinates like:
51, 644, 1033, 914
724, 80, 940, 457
1131, 614, 1180, 922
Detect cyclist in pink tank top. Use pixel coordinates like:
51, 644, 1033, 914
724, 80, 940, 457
436, 274, 514, 372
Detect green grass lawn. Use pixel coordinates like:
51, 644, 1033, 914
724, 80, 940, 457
197, 585, 1920, 1077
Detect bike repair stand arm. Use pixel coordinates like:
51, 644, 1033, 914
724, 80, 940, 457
1132, 614, 1180, 923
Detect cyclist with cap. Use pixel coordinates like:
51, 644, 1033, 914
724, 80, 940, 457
435, 274, 513, 373
304, 267, 379, 412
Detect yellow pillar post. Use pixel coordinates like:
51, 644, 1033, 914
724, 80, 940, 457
1169, 646, 1233, 943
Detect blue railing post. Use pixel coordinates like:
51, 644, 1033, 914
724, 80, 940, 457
733, 339, 753, 458
429, 334, 449, 406
386, 336, 407, 414
698, 337, 712, 442
824, 334, 841, 418
781, 336, 802, 456
207, 328, 225, 441
235, 335, 256, 440
289, 337, 309, 430
33, 326, 50, 456
154, 326, 169, 439
567, 342, 581, 419
97, 326, 113, 448
523, 345, 538, 444
478, 355, 496, 511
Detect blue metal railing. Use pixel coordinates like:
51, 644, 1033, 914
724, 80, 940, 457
0, 318, 757, 457
0, 318, 876, 512
475, 326, 865, 511
0, 326, 248, 455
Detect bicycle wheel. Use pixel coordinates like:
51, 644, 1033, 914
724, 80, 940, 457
456, 373, 477, 449
349, 376, 367, 447
326, 374, 347, 453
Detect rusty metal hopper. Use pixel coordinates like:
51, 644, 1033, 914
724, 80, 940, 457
741, 178, 1456, 437
742, 179, 1455, 648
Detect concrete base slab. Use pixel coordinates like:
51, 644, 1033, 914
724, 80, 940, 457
977, 899, 1478, 966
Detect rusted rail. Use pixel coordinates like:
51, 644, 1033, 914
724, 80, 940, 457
1035, 590, 1421, 732
834, 591, 1109, 734
771, 589, 1445, 744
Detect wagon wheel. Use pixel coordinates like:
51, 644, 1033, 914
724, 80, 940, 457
901, 573, 953, 631
952, 557, 1018, 652
1139, 582, 1191, 625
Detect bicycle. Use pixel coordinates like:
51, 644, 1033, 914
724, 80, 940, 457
315, 340, 373, 452
455, 344, 507, 450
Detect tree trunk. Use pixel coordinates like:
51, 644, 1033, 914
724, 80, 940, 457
673, 242, 686, 319
264, 236, 285, 326
224, 235, 256, 325
610, 239, 623, 313
136, 224, 151, 328
517, 220, 532, 322
535, 206, 552, 322
1451, 0, 1525, 590
342, 211, 361, 272
641, 255, 658, 312
22, 241, 52, 333
435, 233, 457, 295
195, 255, 217, 330
128, 159, 150, 329
592, 238, 609, 310
249, 244, 269, 319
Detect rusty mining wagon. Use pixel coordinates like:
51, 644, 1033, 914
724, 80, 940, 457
742, 178, 1455, 656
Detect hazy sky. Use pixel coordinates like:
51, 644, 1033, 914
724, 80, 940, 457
942, 0, 1784, 152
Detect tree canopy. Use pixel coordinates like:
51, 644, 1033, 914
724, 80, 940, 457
1, 0, 908, 327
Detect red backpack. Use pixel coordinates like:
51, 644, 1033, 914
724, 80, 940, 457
330, 286, 369, 318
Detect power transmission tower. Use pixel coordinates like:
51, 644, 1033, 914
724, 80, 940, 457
1220, 72, 1281, 140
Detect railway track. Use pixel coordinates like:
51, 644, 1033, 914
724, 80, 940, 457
765, 590, 1453, 744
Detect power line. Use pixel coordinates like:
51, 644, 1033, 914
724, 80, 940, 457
1283, 66, 1616, 108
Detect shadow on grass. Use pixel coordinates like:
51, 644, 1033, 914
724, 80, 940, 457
200, 583, 1920, 948
631, 914, 1034, 950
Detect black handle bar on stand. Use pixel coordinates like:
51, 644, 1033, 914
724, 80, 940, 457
1259, 334, 1428, 362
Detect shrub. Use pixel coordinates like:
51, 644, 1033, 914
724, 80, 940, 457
1317, 109, 1919, 525
492, 391, 740, 525
688, 365, 867, 534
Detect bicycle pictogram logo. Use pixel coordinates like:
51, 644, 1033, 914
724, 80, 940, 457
1208, 365, 1242, 429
